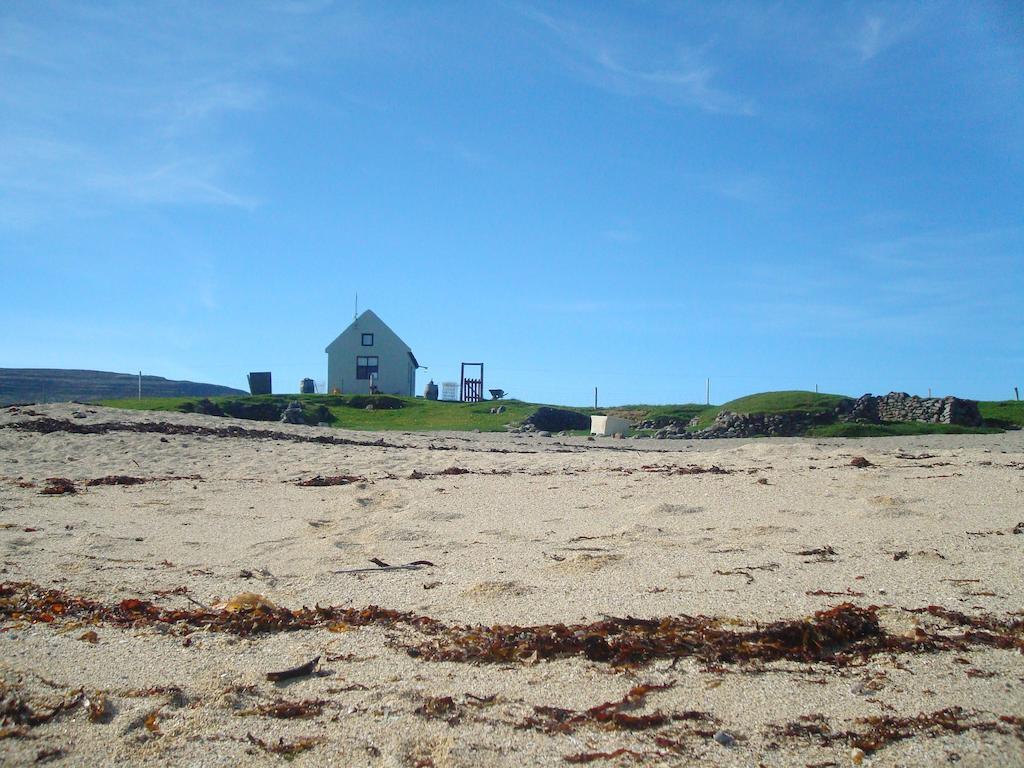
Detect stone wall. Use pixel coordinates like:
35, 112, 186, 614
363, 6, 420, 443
644, 391, 983, 439
690, 410, 835, 439
840, 393, 981, 427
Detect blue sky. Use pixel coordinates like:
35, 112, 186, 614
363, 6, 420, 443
2, 1, 1021, 406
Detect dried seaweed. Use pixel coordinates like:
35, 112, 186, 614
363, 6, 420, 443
39, 478, 76, 495
3, 582, 1021, 668
901, 606, 1024, 651
0, 581, 440, 637
6, 416, 403, 450
790, 546, 838, 563
521, 683, 676, 734
769, 707, 1022, 754
334, 559, 435, 574
415, 696, 461, 723
563, 748, 654, 764
295, 475, 364, 487
84, 476, 147, 487
1, 682, 82, 730
246, 733, 324, 756
411, 603, 904, 666
638, 464, 731, 475
242, 699, 326, 719
266, 656, 320, 682
714, 563, 779, 585
85, 692, 110, 723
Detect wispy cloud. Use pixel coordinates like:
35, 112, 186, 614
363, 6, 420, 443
715, 174, 779, 206
855, 16, 884, 61
852, 227, 1023, 270
736, 225, 1023, 340
0, 3, 369, 226
88, 158, 258, 209
849, 11, 918, 62
515, 5, 754, 115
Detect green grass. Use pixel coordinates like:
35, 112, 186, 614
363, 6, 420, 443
101, 394, 537, 432
609, 403, 715, 427
99, 391, 1023, 437
978, 400, 1024, 430
691, 390, 851, 430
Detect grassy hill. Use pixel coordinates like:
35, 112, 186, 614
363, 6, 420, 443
690, 391, 850, 430
97, 390, 1022, 437
1, 368, 245, 405
978, 400, 1024, 429
101, 394, 537, 432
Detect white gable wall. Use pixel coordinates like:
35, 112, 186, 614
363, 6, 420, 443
325, 310, 416, 396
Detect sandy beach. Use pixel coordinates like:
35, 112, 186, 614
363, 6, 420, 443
1, 403, 1022, 767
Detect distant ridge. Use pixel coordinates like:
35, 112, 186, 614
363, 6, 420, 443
0, 368, 247, 405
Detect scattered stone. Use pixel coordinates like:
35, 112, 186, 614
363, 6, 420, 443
850, 456, 872, 468
279, 401, 305, 424
537, 431, 551, 438
713, 730, 736, 747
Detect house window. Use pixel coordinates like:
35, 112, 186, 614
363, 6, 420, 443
361, 333, 374, 346
356, 356, 378, 380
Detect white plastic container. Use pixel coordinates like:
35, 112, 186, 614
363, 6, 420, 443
590, 415, 631, 436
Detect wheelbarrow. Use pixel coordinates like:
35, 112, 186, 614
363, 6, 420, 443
488, 389, 507, 400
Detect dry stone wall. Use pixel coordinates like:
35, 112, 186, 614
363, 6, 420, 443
840, 393, 981, 427
652, 392, 982, 439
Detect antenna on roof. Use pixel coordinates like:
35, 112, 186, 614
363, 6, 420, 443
354, 292, 358, 321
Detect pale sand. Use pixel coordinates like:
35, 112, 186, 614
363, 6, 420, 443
1, 403, 1021, 767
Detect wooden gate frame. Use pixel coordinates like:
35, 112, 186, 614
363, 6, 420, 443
460, 362, 484, 403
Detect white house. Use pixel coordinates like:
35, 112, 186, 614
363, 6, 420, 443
325, 310, 419, 396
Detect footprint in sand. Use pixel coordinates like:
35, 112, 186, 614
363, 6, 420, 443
553, 552, 623, 573
864, 495, 927, 519
422, 511, 464, 522
461, 580, 535, 599
750, 524, 798, 536
652, 503, 703, 516
248, 536, 300, 557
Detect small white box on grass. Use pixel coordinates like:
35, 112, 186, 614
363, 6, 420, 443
590, 415, 631, 436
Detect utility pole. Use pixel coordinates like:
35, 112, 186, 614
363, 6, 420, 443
594, 387, 598, 409
705, 378, 710, 406
138, 371, 142, 400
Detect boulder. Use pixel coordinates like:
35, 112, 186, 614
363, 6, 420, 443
279, 401, 305, 424
523, 407, 591, 432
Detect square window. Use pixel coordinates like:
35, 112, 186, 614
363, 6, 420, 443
356, 356, 378, 380
361, 333, 374, 346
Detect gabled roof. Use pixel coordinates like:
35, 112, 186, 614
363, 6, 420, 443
325, 309, 413, 354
